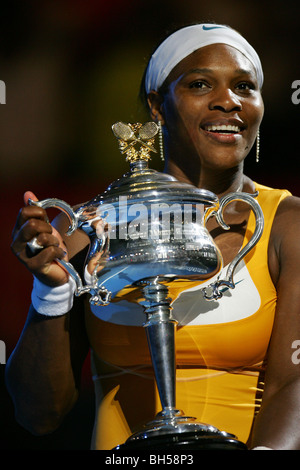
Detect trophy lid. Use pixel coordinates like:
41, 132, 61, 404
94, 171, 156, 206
93, 122, 218, 206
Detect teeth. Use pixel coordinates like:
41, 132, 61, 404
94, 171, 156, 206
206, 124, 241, 133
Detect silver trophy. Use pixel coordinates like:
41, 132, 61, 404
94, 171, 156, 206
28, 122, 264, 450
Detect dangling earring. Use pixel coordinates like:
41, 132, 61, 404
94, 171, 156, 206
158, 120, 164, 161
256, 129, 260, 163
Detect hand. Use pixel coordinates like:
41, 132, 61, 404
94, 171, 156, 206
11, 191, 70, 286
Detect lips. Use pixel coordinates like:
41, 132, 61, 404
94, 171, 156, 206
201, 119, 245, 143
201, 119, 245, 133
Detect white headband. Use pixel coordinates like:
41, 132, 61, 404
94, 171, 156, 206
145, 24, 264, 93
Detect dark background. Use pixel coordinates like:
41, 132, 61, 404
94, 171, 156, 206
0, 0, 299, 450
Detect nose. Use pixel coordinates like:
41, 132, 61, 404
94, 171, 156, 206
208, 87, 242, 113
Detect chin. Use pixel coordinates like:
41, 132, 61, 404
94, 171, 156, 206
204, 155, 244, 170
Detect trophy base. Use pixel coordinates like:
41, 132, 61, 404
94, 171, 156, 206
114, 410, 247, 450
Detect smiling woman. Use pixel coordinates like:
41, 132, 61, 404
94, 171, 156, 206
6, 22, 300, 451
144, 26, 264, 190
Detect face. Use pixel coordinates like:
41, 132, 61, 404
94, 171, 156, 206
149, 44, 264, 172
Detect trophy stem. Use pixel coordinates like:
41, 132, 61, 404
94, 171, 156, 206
144, 305, 177, 412
139, 279, 178, 414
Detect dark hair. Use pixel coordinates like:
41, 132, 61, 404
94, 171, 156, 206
138, 20, 219, 110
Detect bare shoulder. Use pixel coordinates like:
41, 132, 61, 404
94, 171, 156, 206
272, 194, 300, 237
275, 194, 300, 211
269, 194, 300, 285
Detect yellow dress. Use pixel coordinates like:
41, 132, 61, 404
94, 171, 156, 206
84, 183, 291, 450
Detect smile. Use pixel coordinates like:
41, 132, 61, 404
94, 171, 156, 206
204, 124, 242, 134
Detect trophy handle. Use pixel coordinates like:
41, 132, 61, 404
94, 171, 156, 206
202, 192, 264, 300
28, 198, 112, 305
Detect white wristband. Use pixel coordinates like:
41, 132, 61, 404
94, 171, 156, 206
31, 276, 76, 316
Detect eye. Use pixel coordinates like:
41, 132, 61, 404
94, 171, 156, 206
236, 81, 256, 92
189, 80, 210, 90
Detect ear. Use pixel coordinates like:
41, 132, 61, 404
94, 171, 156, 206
147, 91, 165, 124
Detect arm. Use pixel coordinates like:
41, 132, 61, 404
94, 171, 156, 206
5, 192, 90, 435
251, 196, 300, 449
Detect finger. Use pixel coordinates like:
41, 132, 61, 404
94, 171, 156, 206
15, 218, 53, 245
34, 232, 61, 249
12, 204, 49, 239
27, 232, 68, 257
24, 245, 68, 279
24, 190, 38, 205
24, 191, 50, 224
25, 232, 62, 257
11, 218, 53, 258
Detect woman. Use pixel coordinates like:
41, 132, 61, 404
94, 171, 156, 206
6, 23, 300, 450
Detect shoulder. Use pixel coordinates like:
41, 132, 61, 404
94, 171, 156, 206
272, 194, 300, 229
269, 194, 300, 284
253, 181, 295, 222
271, 194, 300, 254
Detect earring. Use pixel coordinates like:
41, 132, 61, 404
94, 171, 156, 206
158, 120, 164, 161
256, 129, 260, 163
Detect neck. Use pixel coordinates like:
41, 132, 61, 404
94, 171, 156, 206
164, 159, 249, 198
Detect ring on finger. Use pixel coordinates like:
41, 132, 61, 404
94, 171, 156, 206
27, 237, 44, 255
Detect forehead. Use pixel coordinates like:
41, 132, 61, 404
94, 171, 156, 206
166, 44, 257, 83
